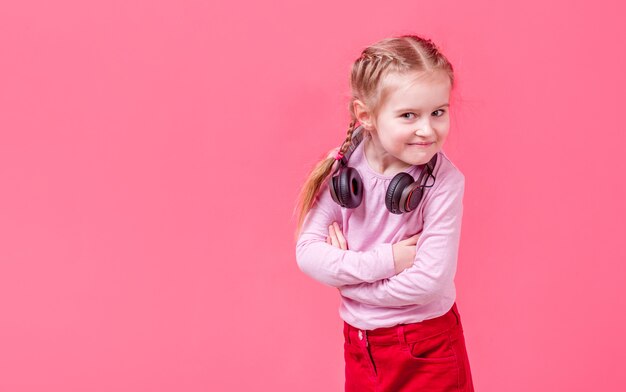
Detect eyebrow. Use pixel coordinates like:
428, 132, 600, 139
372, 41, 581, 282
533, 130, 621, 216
395, 103, 449, 113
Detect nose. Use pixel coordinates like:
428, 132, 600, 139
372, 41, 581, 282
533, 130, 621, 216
414, 123, 435, 137
414, 117, 435, 136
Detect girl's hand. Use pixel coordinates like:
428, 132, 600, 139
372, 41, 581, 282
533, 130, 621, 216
326, 222, 348, 250
392, 233, 421, 274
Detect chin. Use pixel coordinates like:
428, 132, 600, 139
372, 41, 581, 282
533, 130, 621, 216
406, 152, 436, 166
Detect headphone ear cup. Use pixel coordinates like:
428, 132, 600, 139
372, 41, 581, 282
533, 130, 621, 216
329, 171, 341, 205
331, 167, 363, 208
385, 172, 415, 214
399, 181, 424, 213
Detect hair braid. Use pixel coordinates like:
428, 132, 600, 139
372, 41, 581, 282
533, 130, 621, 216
338, 120, 357, 156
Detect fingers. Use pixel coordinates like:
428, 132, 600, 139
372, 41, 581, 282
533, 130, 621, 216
399, 233, 421, 245
406, 233, 420, 245
328, 224, 339, 248
333, 222, 348, 250
328, 222, 348, 250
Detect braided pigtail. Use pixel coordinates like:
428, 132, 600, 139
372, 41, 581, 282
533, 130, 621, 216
294, 120, 358, 239
337, 120, 357, 158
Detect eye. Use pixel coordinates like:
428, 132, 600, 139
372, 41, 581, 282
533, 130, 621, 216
401, 113, 416, 119
432, 109, 446, 117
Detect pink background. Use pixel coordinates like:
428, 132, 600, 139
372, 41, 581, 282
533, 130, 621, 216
1, 0, 625, 391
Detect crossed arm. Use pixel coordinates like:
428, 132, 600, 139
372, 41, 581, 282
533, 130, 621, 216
295, 184, 398, 287
326, 173, 465, 307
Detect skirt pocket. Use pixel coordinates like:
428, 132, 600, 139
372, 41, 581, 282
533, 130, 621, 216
405, 331, 457, 363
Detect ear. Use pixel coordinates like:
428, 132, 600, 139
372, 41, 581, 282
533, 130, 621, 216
353, 100, 375, 130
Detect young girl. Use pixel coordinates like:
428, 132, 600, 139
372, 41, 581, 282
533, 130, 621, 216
294, 35, 474, 391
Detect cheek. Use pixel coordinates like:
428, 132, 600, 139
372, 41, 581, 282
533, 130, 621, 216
437, 127, 451, 141
378, 136, 394, 151
384, 133, 405, 150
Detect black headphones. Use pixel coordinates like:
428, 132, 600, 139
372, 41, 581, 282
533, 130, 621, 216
328, 125, 438, 214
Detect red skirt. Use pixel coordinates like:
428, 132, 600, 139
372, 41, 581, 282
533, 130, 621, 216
343, 303, 474, 392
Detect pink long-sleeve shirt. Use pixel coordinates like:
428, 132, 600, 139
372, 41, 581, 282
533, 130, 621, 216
296, 133, 465, 330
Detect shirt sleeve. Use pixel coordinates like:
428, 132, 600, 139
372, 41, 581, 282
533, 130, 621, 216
295, 183, 396, 288
337, 170, 465, 307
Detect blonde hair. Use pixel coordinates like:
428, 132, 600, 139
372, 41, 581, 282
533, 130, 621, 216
294, 34, 455, 239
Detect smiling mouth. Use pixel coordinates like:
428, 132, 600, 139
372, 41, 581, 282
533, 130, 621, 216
408, 142, 434, 146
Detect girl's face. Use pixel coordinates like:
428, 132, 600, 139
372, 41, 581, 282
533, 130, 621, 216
361, 70, 451, 173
